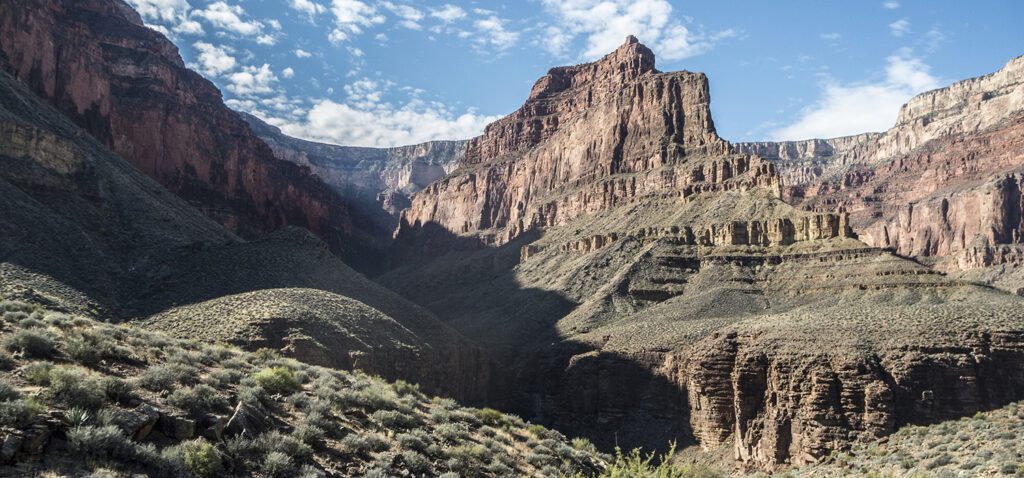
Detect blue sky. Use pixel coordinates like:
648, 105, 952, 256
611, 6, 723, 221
128, 0, 1024, 147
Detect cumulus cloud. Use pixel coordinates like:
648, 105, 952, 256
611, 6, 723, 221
289, 0, 327, 20
328, 0, 385, 43
473, 14, 519, 52
126, 0, 204, 35
227, 64, 278, 96
540, 0, 731, 61
770, 52, 941, 140
381, 2, 424, 30
282, 67, 296, 79
192, 1, 265, 36
883, 1, 900, 8
191, 41, 236, 76
239, 78, 499, 147
889, 19, 910, 37
430, 4, 467, 23
294, 49, 313, 58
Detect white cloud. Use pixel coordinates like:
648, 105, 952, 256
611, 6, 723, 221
192, 1, 265, 36
473, 14, 519, 52
328, 0, 385, 43
282, 67, 296, 79
382, 2, 424, 30
540, 0, 730, 61
883, 1, 900, 8
239, 78, 499, 147
192, 41, 237, 76
430, 4, 466, 23
289, 0, 327, 20
820, 32, 841, 41
227, 64, 278, 96
889, 19, 910, 37
126, 0, 204, 35
770, 52, 941, 140
294, 49, 313, 58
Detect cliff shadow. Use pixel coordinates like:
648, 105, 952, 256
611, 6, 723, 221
379, 219, 695, 454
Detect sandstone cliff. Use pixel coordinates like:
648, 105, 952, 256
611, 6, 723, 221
0, 0, 354, 255
242, 113, 463, 232
736, 55, 1024, 288
398, 36, 775, 246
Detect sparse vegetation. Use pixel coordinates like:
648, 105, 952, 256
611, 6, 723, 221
0, 299, 609, 477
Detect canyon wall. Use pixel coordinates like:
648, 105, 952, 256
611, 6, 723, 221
0, 0, 354, 253
398, 36, 776, 246
736, 55, 1024, 273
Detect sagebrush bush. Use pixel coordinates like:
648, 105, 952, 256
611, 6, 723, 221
252, 366, 302, 395
167, 384, 229, 417
182, 439, 222, 478
0, 379, 18, 401
48, 365, 106, 409
3, 329, 56, 358
371, 409, 422, 430
262, 451, 294, 478
136, 363, 197, 392
0, 398, 44, 428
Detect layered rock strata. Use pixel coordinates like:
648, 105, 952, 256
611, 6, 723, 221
0, 0, 353, 253
399, 36, 776, 245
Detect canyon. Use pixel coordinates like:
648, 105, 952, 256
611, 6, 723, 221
0, 0, 1023, 476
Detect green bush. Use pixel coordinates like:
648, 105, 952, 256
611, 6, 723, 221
371, 409, 422, 430
592, 444, 723, 478
48, 365, 106, 409
401, 450, 433, 474
262, 451, 294, 478
21, 361, 53, 385
252, 366, 302, 395
0, 379, 18, 401
167, 384, 229, 417
2, 329, 56, 358
0, 398, 44, 427
476, 407, 509, 427
182, 439, 223, 478
136, 363, 197, 392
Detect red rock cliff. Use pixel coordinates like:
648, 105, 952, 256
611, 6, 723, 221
0, 0, 352, 252
399, 36, 775, 245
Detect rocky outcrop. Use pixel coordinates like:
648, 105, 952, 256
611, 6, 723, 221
524, 213, 855, 259
398, 36, 774, 246
0, 0, 353, 253
242, 113, 463, 228
736, 55, 1024, 278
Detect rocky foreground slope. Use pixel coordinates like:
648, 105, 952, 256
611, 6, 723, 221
0, 299, 605, 477
0, 0, 358, 258
738, 55, 1024, 293
384, 38, 1024, 470
0, 45, 491, 403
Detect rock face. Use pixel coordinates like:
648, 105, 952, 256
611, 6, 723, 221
736, 55, 1024, 283
384, 39, 1024, 471
398, 36, 775, 245
242, 113, 463, 232
0, 0, 353, 254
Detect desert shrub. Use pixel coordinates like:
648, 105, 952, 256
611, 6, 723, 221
572, 437, 598, 454
596, 445, 723, 478
435, 422, 470, 443
0, 397, 44, 427
401, 450, 432, 474
67, 425, 147, 463
168, 384, 229, 417
255, 430, 314, 462
527, 424, 549, 438
305, 409, 342, 438
49, 365, 106, 409
341, 433, 389, 457
397, 431, 432, 454
392, 379, 420, 397
136, 363, 197, 392
475, 407, 508, 427
371, 409, 422, 430
205, 368, 244, 388
262, 451, 294, 478
182, 439, 223, 478
0, 351, 14, 370
0, 379, 18, 401
237, 384, 268, 406
64, 407, 93, 428
99, 376, 134, 403
2, 329, 56, 358
446, 444, 491, 475
293, 424, 326, 447
924, 453, 953, 470
17, 317, 44, 329
252, 366, 302, 395
338, 383, 401, 412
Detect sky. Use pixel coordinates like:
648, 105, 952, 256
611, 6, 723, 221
128, 0, 1024, 147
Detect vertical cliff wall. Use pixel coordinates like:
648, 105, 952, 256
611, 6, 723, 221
0, 0, 354, 254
